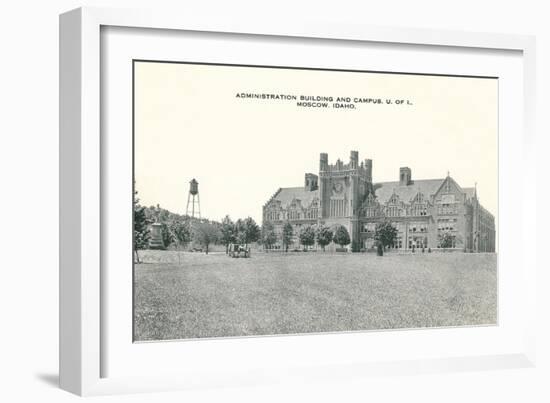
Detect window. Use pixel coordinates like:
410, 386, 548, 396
409, 222, 427, 232
396, 238, 403, 249
386, 206, 401, 217
441, 194, 455, 204
410, 204, 427, 216
365, 207, 377, 217
438, 203, 458, 215
391, 236, 403, 249
363, 223, 376, 233
437, 218, 456, 231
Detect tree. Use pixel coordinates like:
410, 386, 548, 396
234, 219, 243, 243
333, 225, 351, 249
374, 221, 398, 250
299, 225, 316, 251
316, 225, 333, 252
133, 187, 150, 263
156, 204, 170, 223
261, 221, 278, 251
193, 222, 221, 254
220, 215, 236, 254
282, 222, 294, 252
171, 219, 191, 249
438, 231, 461, 249
160, 222, 175, 249
235, 217, 261, 246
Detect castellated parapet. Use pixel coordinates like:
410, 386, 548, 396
319, 151, 372, 179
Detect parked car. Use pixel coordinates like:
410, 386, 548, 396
228, 244, 251, 258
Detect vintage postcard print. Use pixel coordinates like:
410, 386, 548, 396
133, 61, 497, 341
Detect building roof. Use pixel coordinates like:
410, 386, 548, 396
268, 178, 476, 209
374, 179, 444, 204
270, 187, 319, 209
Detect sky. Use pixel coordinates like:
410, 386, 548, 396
134, 61, 498, 225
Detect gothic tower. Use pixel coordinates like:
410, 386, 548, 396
318, 151, 373, 250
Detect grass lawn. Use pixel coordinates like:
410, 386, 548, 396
134, 251, 497, 341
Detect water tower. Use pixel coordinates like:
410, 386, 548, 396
186, 178, 201, 218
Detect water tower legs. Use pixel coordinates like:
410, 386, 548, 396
186, 192, 201, 219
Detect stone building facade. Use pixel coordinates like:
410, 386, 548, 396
262, 151, 496, 252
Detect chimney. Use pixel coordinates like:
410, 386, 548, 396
305, 173, 319, 191
399, 167, 412, 186
320, 153, 328, 171
350, 150, 359, 168
364, 159, 372, 182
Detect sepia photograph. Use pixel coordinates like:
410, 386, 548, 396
132, 60, 498, 342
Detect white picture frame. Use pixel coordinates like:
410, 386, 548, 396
59, 6, 537, 396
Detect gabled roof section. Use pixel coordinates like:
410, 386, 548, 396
364, 192, 377, 205
263, 188, 282, 208
411, 191, 427, 204
374, 179, 444, 204
433, 176, 465, 197
388, 191, 401, 205
268, 187, 319, 209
